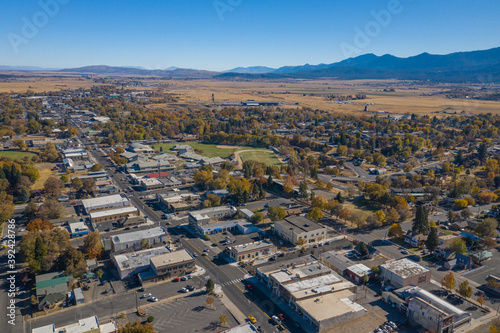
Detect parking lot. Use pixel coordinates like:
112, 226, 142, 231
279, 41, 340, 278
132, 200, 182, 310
126, 294, 238, 333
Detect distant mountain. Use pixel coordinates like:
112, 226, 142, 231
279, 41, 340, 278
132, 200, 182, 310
0, 65, 60, 71
59, 65, 217, 78
225, 66, 276, 74
164, 66, 179, 71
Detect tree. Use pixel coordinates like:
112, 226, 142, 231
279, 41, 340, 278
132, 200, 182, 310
386, 208, 400, 224
27, 218, 54, 231
475, 218, 498, 237
250, 212, 264, 224
96, 269, 104, 279
299, 180, 308, 199
412, 205, 429, 235
283, 176, 294, 194
219, 313, 228, 327
441, 272, 455, 291
490, 318, 500, 333
425, 227, 440, 252
337, 145, 348, 156
358, 242, 369, 256
90, 164, 103, 172
267, 206, 286, 222
147, 316, 155, 323
24, 200, 38, 220
38, 199, 65, 219
194, 170, 213, 189
60, 174, 69, 183
388, 223, 403, 238
371, 266, 381, 276
82, 178, 96, 193
43, 176, 63, 198
335, 191, 344, 204
71, 177, 83, 191
84, 231, 103, 259
203, 193, 221, 208
450, 238, 467, 255
140, 238, 150, 250
477, 294, 485, 307
374, 210, 386, 224
14, 139, 27, 150
481, 237, 497, 250
454, 199, 469, 209
118, 321, 154, 333
296, 237, 306, 246
308, 207, 323, 222
457, 280, 473, 298
206, 278, 215, 294
311, 195, 328, 209
34, 237, 47, 262
0, 192, 15, 222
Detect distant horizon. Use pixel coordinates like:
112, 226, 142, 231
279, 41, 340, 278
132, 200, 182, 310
1, 0, 499, 71
2, 45, 500, 72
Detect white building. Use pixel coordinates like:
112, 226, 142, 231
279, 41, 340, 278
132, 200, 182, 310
274, 216, 327, 245
111, 227, 168, 252
113, 247, 171, 279
82, 194, 130, 214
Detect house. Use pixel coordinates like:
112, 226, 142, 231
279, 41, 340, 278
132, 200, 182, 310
438, 234, 460, 247
455, 253, 474, 269
450, 220, 478, 231
404, 231, 427, 248
380, 258, 431, 288
36, 271, 73, 310
345, 264, 373, 284
434, 247, 456, 261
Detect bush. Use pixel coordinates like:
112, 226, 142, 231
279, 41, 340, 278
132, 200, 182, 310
213, 243, 218, 246
147, 316, 155, 323
203, 235, 210, 241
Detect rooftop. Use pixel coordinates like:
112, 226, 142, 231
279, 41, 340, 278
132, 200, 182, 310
271, 262, 331, 283
55, 316, 99, 333
150, 249, 194, 268
230, 240, 274, 254
347, 264, 372, 277
284, 272, 342, 294
257, 255, 317, 276
218, 322, 258, 333
275, 216, 325, 234
114, 247, 171, 271
90, 206, 139, 219
82, 194, 129, 210
112, 227, 166, 244
381, 258, 429, 278
296, 289, 366, 322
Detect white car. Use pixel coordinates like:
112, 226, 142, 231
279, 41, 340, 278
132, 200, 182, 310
271, 315, 282, 325
142, 293, 152, 298
149, 296, 158, 302
180, 287, 189, 293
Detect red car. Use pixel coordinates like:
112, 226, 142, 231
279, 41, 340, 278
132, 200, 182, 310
278, 313, 285, 321
173, 277, 181, 282
246, 284, 253, 291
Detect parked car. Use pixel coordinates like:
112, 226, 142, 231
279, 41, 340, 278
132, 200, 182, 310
181, 276, 188, 281
173, 277, 181, 282
271, 315, 282, 325
248, 315, 257, 323
186, 285, 195, 291
401, 250, 409, 255
180, 287, 189, 293
142, 293, 152, 298
149, 297, 158, 302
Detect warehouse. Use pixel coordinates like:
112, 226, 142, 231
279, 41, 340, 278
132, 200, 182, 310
111, 227, 167, 252
380, 258, 431, 288
82, 194, 130, 213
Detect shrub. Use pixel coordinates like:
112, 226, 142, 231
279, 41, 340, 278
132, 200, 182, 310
147, 316, 155, 323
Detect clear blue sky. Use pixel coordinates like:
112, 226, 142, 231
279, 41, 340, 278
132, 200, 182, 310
0, 0, 499, 71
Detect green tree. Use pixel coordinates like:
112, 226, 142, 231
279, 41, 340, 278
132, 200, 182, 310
412, 205, 429, 235
71, 177, 83, 191
34, 236, 47, 261
96, 269, 104, 278
250, 213, 264, 224
425, 227, 440, 252
267, 206, 286, 222
358, 242, 369, 256
336, 191, 344, 204
205, 278, 215, 294
475, 218, 499, 237
450, 238, 467, 255
299, 180, 308, 199
140, 238, 150, 250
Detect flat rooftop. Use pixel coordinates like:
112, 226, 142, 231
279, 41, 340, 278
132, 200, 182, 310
82, 194, 129, 210
230, 240, 274, 254
381, 258, 429, 278
189, 205, 233, 216
150, 249, 194, 268
275, 215, 325, 234
271, 262, 332, 283
112, 227, 166, 244
90, 206, 138, 219
114, 247, 171, 271
284, 272, 342, 294
257, 255, 317, 276
218, 322, 258, 333
296, 289, 365, 322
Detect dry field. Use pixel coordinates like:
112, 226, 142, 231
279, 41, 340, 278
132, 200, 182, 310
2, 72, 500, 115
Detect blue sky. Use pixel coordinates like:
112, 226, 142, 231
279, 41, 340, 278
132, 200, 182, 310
0, 0, 499, 71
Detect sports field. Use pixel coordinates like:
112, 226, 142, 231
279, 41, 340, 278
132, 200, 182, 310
151, 142, 241, 158
0, 151, 36, 160
239, 150, 281, 166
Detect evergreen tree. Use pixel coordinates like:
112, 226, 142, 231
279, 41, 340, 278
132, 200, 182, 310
478, 141, 488, 163
336, 192, 344, 204
412, 205, 429, 234
299, 180, 308, 198
425, 227, 439, 252
267, 175, 273, 188
34, 237, 47, 262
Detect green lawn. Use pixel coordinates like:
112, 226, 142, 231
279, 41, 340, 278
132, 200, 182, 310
0, 151, 35, 160
239, 150, 281, 166
151, 142, 240, 158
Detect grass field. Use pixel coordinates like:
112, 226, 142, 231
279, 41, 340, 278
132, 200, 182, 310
239, 150, 281, 166
0, 151, 35, 159
151, 142, 241, 158
31, 163, 56, 190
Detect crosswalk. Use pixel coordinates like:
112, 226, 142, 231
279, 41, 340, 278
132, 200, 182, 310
220, 278, 244, 287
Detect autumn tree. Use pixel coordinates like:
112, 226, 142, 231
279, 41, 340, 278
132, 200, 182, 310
475, 218, 498, 237
441, 272, 455, 291
84, 231, 103, 259
38, 199, 65, 219
118, 321, 154, 333
203, 194, 221, 208
296, 237, 306, 246
27, 218, 54, 231
388, 223, 403, 238
71, 177, 83, 191
43, 176, 64, 198
194, 170, 213, 189
0, 192, 15, 223
457, 280, 473, 298
311, 195, 328, 209
82, 178, 96, 193
308, 207, 323, 222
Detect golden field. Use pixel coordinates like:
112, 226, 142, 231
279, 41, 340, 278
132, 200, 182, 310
1, 73, 500, 115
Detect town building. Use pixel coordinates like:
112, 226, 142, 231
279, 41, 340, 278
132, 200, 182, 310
89, 206, 140, 224
380, 258, 431, 288
82, 194, 130, 214
112, 247, 171, 279
345, 264, 373, 284
188, 206, 235, 231
127, 142, 155, 154
36, 271, 73, 310
68, 221, 89, 238
228, 240, 276, 262
32, 316, 116, 333
111, 227, 168, 252
138, 249, 195, 283
274, 216, 327, 245
139, 178, 164, 190
320, 250, 355, 276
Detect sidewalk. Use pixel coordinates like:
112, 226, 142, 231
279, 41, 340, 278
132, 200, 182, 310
217, 286, 246, 324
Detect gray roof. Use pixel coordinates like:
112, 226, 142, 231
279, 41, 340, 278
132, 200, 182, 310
381, 258, 429, 278
275, 216, 325, 234
112, 227, 166, 244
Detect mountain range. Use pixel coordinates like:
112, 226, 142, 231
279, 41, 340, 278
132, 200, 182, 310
2, 47, 500, 83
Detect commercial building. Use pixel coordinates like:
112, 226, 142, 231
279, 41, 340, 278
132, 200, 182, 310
218, 323, 258, 333
228, 240, 276, 262
127, 142, 155, 154
345, 264, 372, 284
111, 227, 168, 252
396, 286, 472, 332
113, 247, 171, 280
90, 206, 139, 224
320, 250, 355, 276
274, 216, 327, 245
68, 222, 89, 238
62, 148, 88, 160
255, 257, 365, 332
380, 258, 431, 288
139, 178, 164, 190
82, 194, 130, 214
32, 316, 116, 333
188, 206, 235, 231
149, 249, 195, 279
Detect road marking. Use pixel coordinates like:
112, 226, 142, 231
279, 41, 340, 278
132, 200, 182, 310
183, 238, 217, 267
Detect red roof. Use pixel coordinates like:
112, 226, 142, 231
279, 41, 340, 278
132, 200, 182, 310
146, 172, 169, 178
